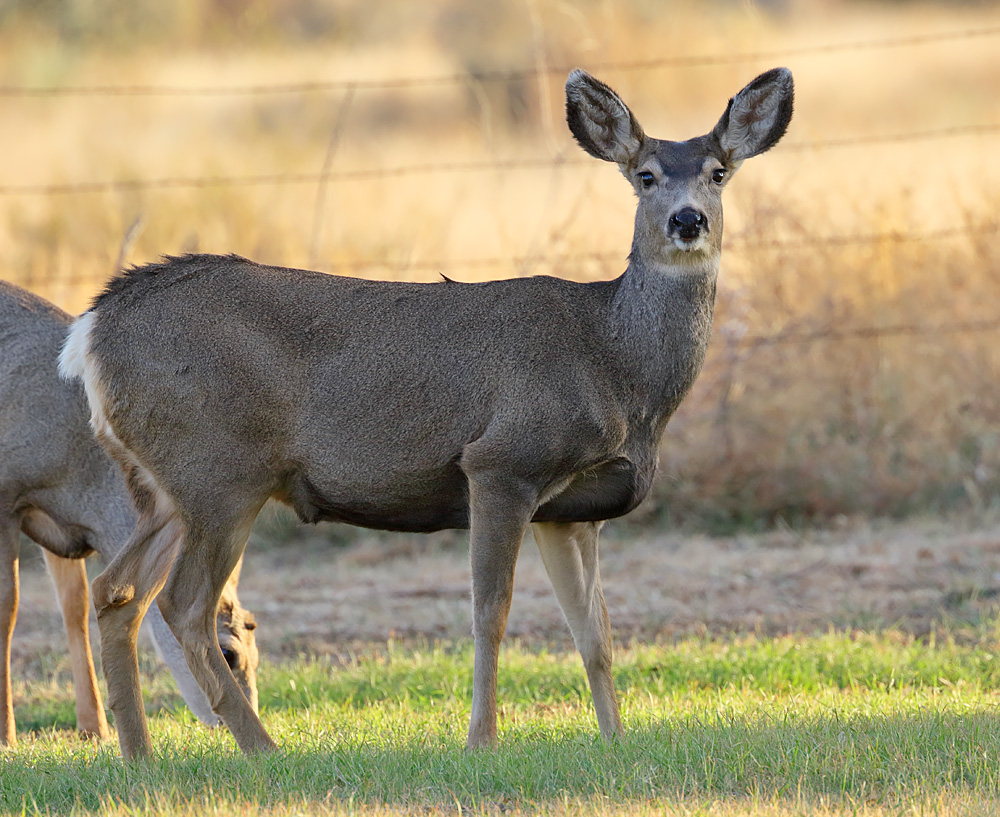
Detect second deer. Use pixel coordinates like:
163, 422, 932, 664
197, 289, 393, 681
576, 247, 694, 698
0, 280, 259, 746
60, 67, 793, 759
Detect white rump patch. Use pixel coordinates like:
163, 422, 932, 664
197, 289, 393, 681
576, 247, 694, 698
57, 310, 95, 382
58, 310, 117, 445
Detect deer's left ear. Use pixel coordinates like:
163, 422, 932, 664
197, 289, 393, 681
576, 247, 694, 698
712, 67, 794, 163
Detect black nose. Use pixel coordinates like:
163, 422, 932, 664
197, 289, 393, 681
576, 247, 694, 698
669, 208, 706, 240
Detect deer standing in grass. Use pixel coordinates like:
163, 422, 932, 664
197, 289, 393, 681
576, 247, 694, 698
0, 281, 259, 746
60, 68, 793, 760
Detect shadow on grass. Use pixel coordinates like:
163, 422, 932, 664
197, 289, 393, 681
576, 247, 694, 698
4, 710, 1000, 814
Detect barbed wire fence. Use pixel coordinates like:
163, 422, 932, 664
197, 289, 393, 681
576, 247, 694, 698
1, 26, 996, 96
4, 24, 1000, 351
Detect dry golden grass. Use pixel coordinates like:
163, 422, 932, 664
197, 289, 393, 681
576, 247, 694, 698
2, 0, 999, 525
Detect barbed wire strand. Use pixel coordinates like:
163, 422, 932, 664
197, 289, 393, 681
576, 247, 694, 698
14, 224, 996, 290
1, 26, 998, 98
740, 317, 1000, 348
316, 224, 997, 272
0, 122, 996, 198
780, 123, 1000, 151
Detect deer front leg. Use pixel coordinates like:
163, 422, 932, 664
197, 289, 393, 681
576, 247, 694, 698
0, 518, 18, 747
465, 470, 535, 750
43, 551, 110, 740
533, 521, 623, 741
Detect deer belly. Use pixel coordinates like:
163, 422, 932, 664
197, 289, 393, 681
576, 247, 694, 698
531, 458, 651, 523
282, 456, 650, 532
283, 467, 470, 533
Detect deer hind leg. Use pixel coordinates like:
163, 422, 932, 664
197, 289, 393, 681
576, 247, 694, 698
92, 509, 182, 761
156, 507, 275, 755
464, 470, 535, 749
532, 521, 623, 741
0, 517, 19, 747
43, 551, 110, 741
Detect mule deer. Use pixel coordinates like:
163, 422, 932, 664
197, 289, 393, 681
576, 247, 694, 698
60, 68, 793, 759
0, 280, 259, 746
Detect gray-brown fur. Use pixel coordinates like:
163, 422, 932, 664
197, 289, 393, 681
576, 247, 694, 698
64, 68, 793, 759
0, 280, 259, 744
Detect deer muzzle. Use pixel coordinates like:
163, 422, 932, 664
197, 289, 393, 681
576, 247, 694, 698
668, 207, 707, 244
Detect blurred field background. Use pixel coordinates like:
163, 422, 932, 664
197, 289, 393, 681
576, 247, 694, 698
7, 5, 1000, 813
2, 0, 1000, 530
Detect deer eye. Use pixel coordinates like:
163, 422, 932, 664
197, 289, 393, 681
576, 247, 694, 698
711, 168, 726, 185
637, 171, 655, 189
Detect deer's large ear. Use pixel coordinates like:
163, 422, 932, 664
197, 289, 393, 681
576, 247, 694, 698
712, 67, 794, 163
566, 69, 645, 168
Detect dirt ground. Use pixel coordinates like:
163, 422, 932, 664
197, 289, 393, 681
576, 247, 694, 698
11, 512, 1000, 674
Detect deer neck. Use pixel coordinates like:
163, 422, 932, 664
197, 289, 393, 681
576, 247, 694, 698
609, 242, 719, 420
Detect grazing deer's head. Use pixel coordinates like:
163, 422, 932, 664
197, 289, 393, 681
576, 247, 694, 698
218, 581, 260, 714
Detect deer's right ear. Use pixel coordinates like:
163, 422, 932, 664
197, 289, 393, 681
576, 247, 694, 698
565, 70, 645, 168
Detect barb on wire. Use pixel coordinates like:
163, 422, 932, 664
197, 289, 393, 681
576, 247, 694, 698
0, 26, 998, 98
325, 251, 620, 273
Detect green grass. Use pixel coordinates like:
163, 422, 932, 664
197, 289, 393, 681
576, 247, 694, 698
5, 632, 1000, 815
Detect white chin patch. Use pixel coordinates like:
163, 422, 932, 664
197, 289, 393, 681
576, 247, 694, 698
672, 235, 707, 252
